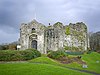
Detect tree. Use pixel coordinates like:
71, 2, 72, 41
89, 31, 100, 51
0, 45, 9, 50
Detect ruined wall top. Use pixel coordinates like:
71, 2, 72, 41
20, 19, 88, 34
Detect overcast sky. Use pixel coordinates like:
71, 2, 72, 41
0, 0, 100, 44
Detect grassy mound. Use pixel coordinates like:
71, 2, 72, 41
0, 63, 91, 75
82, 52, 100, 73
29, 57, 59, 65
66, 52, 100, 73
29, 52, 100, 73
82, 52, 100, 63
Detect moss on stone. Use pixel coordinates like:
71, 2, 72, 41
65, 26, 70, 35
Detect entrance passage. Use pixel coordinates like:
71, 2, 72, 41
31, 40, 37, 49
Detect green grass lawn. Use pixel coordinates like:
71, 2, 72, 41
29, 57, 60, 65
66, 52, 100, 73
0, 63, 91, 75
29, 52, 100, 73
0, 52, 99, 75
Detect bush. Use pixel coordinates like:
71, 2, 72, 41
0, 48, 41, 61
0, 45, 9, 50
8, 44, 17, 50
47, 50, 67, 59
26, 48, 41, 58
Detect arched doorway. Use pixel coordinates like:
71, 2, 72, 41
31, 40, 37, 49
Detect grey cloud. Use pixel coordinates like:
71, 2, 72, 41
0, 0, 100, 44
0, 29, 19, 44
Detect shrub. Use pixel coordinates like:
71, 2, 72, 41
26, 48, 41, 58
47, 50, 67, 59
8, 44, 17, 50
0, 45, 9, 50
0, 48, 41, 61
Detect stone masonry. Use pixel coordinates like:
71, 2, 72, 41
19, 19, 89, 54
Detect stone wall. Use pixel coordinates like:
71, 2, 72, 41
19, 20, 89, 53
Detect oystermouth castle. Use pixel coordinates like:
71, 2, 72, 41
19, 19, 89, 54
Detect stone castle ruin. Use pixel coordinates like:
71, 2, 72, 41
19, 19, 89, 54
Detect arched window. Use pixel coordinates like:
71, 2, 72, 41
31, 28, 36, 33
32, 28, 35, 30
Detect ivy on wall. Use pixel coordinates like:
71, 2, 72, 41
64, 45, 83, 51
65, 26, 70, 35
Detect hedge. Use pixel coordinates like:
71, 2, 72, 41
0, 48, 41, 61
47, 50, 67, 59
66, 52, 83, 55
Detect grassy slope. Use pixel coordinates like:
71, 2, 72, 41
29, 52, 100, 73
66, 52, 100, 73
0, 63, 91, 75
0, 52, 99, 75
29, 57, 60, 65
